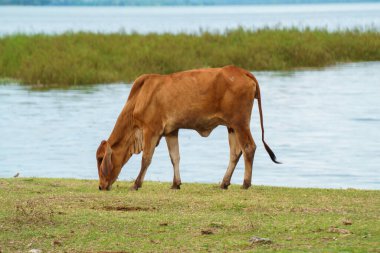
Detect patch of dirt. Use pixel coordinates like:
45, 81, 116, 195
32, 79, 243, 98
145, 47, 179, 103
47, 182, 62, 188
342, 219, 352, 225
97, 251, 128, 253
328, 226, 351, 234
103, 206, 153, 212
249, 236, 272, 245
322, 237, 338, 241
201, 229, 214, 235
0, 180, 10, 187
52, 240, 62, 246
13, 200, 55, 225
290, 207, 341, 214
201, 222, 226, 235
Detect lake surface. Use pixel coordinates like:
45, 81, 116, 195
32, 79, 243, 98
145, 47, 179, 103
1, 3, 380, 35
1, 62, 379, 189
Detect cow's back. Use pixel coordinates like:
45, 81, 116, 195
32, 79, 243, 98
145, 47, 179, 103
133, 66, 257, 133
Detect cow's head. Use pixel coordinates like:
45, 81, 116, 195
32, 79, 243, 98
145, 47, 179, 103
96, 140, 118, 191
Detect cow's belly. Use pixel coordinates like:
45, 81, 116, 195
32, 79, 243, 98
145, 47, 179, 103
163, 115, 226, 136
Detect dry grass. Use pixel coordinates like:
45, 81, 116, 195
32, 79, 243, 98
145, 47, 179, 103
0, 178, 379, 252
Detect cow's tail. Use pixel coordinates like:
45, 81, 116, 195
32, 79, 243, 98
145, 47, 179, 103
246, 72, 281, 164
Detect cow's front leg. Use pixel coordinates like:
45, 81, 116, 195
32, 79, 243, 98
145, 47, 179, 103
131, 129, 161, 190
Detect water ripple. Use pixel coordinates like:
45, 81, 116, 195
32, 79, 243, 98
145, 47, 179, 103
1, 62, 380, 189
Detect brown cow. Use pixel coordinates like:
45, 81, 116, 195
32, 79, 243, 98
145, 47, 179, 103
96, 66, 279, 191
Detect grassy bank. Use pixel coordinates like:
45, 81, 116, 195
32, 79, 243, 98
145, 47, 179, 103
0, 28, 380, 87
0, 178, 379, 252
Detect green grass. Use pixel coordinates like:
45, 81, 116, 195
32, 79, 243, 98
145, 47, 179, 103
0, 178, 379, 252
0, 28, 380, 87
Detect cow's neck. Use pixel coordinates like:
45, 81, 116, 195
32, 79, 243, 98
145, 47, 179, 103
107, 103, 136, 170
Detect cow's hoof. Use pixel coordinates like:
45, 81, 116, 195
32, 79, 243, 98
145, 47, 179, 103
241, 184, 251, 190
130, 185, 139, 191
220, 183, 230, 190
171, 184, 181, 190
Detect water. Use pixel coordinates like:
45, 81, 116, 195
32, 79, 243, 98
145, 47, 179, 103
1, 62, 379, 189
1, 3, 380, 36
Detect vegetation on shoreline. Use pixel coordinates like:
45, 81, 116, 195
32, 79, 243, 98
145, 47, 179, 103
0, 28, 379, 87
0, 178, 379, 252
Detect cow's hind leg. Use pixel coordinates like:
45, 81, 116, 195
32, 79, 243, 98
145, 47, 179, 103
165, 130, 181, 189
221, 128, 242, 189
235, 127, 256, 189
131, 129, 161, 190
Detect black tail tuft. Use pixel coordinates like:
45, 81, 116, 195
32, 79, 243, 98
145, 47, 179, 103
263, 141, 281, 164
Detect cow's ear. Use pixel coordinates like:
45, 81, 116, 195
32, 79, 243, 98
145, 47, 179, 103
102, 143, 113, 177
96, 140, 107, 169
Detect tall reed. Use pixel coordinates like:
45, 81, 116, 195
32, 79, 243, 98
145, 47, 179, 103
0, 28, 379, 86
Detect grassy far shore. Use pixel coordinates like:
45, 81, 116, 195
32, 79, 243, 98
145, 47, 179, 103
0, 28, 380, 87
0, 178, 379, 252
